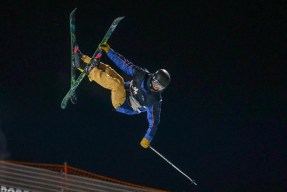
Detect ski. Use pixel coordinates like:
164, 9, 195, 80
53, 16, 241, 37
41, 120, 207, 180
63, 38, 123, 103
61, 14, 124, 109
69, 8, 78, 105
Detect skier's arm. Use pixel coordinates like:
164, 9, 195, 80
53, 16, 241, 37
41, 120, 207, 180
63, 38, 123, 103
106, 49, 142, 76
100, 43, 143, 76
140, 101, 162, 148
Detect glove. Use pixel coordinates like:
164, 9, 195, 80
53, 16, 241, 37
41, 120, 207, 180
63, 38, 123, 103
140, 137, 150, 149
99, 43, 110, 53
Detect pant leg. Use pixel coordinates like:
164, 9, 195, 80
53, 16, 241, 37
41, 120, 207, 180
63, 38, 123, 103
82, 57, 124, 84
88, 67, 126, 109
99, 62, 124, 84
82, 55, 91, 64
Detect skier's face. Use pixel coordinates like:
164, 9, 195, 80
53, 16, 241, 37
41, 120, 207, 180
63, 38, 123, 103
151, 77, 165, 92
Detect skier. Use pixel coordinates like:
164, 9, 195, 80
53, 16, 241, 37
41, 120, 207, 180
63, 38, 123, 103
74, 43, 171, 148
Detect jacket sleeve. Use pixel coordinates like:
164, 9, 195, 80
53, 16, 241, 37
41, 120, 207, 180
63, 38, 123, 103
144, 101, 162, 142
106, 49, 142, 76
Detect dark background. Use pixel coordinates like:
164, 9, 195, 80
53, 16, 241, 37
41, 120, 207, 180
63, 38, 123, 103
1, 0, 286, 191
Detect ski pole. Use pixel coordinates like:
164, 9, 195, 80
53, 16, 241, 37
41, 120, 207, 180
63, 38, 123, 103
149, 145, 197, 185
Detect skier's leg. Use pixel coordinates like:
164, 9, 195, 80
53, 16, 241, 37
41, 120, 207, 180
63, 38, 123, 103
73, 47, 90, 72
73, 46, 86, 71
99, 62, 124, 84
73, 51, 126, 109
81, 55, 92, 64
74, 47, 100, 71
88, 67, 126, 109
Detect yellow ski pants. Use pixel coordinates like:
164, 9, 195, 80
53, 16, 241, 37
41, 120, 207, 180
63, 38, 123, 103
82, 55, 126, 109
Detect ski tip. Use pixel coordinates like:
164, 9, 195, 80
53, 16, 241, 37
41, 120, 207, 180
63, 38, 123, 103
113, 16, 125, 25
70, 8, 77, 15
61, 96, 69, 109
115, 16, 125, 21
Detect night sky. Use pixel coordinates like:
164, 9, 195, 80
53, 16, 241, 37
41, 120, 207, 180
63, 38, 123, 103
1, 1, 286, 191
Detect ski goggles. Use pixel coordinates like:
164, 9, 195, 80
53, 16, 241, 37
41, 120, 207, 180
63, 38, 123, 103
151, 77, 165, 91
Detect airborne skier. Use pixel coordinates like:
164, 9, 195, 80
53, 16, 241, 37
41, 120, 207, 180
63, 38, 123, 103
74, 43, 171, 148
62, 10, 196, 184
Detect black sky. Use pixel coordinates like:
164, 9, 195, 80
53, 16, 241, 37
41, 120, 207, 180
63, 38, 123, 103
1, 1, 286, 191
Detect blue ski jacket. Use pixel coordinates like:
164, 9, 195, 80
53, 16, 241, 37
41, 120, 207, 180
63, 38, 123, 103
106, 49, 162, 142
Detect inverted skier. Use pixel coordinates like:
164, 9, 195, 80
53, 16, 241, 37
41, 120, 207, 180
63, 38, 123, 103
74, 43, 171, 149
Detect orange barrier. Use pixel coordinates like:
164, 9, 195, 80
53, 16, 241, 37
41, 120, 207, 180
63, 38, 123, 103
0, 160, 168, 192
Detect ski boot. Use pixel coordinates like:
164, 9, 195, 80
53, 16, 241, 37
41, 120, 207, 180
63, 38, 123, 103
73, 45, 85, 71
84, 57, 100, 75
73, 45, 100, 74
